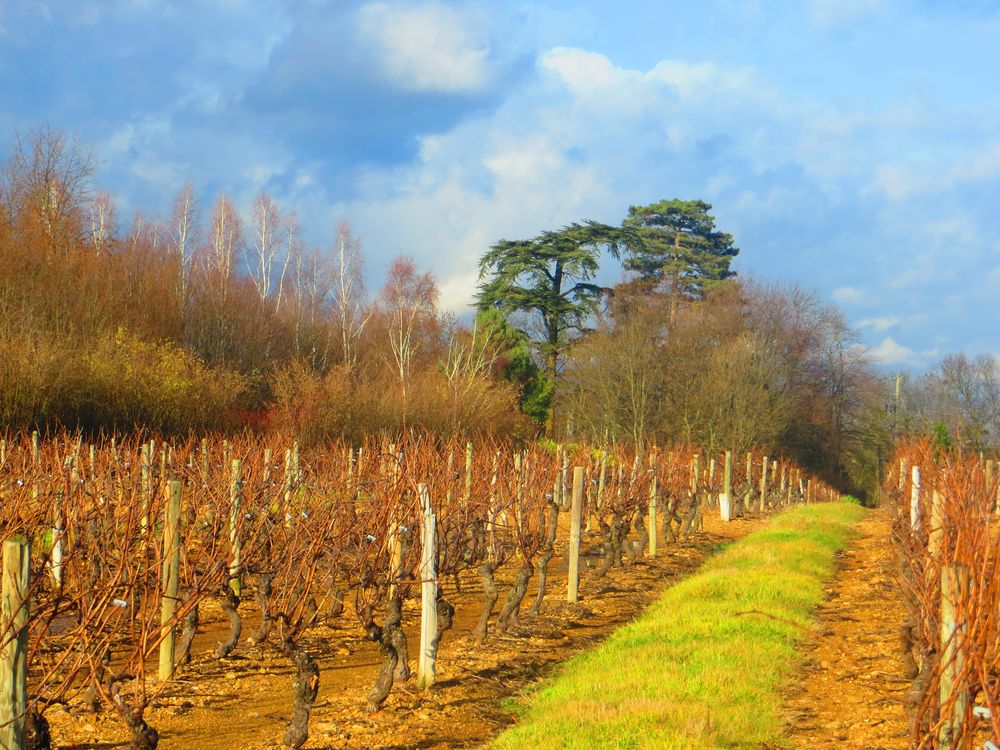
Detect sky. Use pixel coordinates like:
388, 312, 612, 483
1, 0, 998, 369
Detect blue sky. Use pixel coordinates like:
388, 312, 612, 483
2, 0, 998, 368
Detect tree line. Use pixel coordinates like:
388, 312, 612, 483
2, 124, 991, 499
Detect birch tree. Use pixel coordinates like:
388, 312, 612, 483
333, 221, 368, 368
170, 181, 197, 312
245, 191, 289, 309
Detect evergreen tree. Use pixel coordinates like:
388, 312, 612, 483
476, 221, 625, 433
622, 199, 738, 322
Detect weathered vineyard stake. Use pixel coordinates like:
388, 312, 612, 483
759, 455, 768, 513
567, 466, 584, 603
928, 489, 943, 560
647, 453, 658, 558
159, 480, 182, 681
0, 539, 30, 750
140, 442, 151, 533
230, 459, 243, 597
938, 564, 969, 750
720, 450, 732, 522
50, 489, 64, 589
417, 484, 437, 690
910, 465, 921, 531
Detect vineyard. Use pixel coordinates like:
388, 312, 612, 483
884, 442, 1000, 749
0, 433, 833, 749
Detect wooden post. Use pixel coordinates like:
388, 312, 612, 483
283, 448, 293, 526
597, 449, 608, 513
417, 484, 437, 690
759, 455, 769, 513
647, 454, 658, 558
140, 442, 151, 533
929, 489, 944, 559
559, 447, 570, 511
513, 452, 524, 531
159, 481, 182, 681
938, 564, 969, 750
31, 431, 38, 464
229, 459, 243, 597
50, 490, 64, 589
200, 437, 209, 490
0, 540, 30, 750
463, 441, 473, 509
910, 465, 921, 531
720, 450, 733, 522
263, 447, 272, 487
566, 467, 584, 603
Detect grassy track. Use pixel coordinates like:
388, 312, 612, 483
492, 502, 867, 750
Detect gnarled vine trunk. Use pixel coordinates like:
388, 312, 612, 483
282, 646, 320, 750
496, 560, 533, 633
366, 596, 405, 712
214, 584, 241, 658
529, 501, 559, 616
473, 562, 498, 643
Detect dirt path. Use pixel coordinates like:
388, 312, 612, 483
45, 513, 766, 750
782, 509, 910, 749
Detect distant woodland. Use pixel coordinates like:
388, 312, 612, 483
2, 126, 996, 498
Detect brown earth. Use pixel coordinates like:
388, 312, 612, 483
44, 512, 766, 750
781, 509, 910, 749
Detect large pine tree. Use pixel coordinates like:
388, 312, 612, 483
622, 199, 738, 322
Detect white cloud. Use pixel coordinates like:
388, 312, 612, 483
647, 59, 759, 99
539, 48, 622, 92
809, 0, 887, 30
869, 336, 938, 367
868, 163, 932, 202
833, 286, 866, 306
950, 143, 1000, 183
358, 2, 491, 93
858, 315, 900, 332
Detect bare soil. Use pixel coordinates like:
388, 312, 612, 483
44, 513, 765, 749
781, 509, 910, 749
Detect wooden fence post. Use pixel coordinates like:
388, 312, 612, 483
759, 455, 769, 513
417, 484, 437, 690
559, 448, 570, 512
230, 459, 243, 597
928, 489, 943, 560
0, 539, 30, 750
720, 451, 733, 522
463, 442, 473, 510
159, 481, 182, 681
141, 442, 151, 534
567, 467, 584, 603
910, 465, 921, 531
647, 453, 658, 558
939, 563, 969, 750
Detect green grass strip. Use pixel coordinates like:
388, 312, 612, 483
492, 502, 867, 750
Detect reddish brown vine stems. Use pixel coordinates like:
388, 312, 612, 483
0, 433, 831, 749
885, 440, 1000, 749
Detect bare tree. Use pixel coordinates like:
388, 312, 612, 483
89, 190, 117, 254
562, 297, 669, 449
377, 256, 439, 403
244, 191, 289, 309
170, 181, 198, 312
333, 221, 369, 368
4, 125, 96, 254
206, 194, 241, 302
